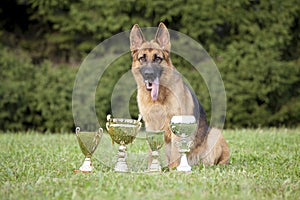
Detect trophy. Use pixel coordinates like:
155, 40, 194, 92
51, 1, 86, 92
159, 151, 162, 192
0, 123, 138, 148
146, 130, 165, 172
106, 114, 142, 172
170, 115, 197, 172
74, 127, 103, 173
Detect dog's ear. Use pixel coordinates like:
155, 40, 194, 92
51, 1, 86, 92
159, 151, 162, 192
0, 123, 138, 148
130, 24, 146, 51
155, 22, 171, 52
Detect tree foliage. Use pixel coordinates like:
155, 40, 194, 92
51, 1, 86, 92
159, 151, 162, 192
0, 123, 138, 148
0, 0, 299, 132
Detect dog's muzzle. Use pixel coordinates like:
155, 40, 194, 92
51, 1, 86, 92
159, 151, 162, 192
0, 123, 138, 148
140, 65, 162, 102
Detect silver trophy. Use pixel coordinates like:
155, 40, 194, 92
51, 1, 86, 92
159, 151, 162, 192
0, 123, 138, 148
74, 127, 103, 173
170, 115, 197, 172
146, 130, 165, 172
106, 114, 142, 172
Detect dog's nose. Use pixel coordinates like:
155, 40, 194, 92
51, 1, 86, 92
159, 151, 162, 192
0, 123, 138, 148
144, 68, 154, 80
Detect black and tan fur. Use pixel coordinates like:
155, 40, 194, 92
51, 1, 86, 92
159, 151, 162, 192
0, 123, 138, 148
130, 23, 230, 168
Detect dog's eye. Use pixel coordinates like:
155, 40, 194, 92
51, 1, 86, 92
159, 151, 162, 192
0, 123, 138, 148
138, 55, 147, 63
153, 55, 163, 63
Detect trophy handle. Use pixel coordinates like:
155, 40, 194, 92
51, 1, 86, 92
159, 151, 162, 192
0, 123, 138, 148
137, 114, 142, 130
75, 127, 80, 135
137, 114, 142, 122
137, 122, 142, 130
106, 122, 110, 131
107, 114, 112, 122
106, 114, 111, 131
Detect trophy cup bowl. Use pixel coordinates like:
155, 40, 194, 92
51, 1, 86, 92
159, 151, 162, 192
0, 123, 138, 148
146, 130, 165, 172
106, 114, 142, 172
170, 115, 197, 172
74, 127, 103, 173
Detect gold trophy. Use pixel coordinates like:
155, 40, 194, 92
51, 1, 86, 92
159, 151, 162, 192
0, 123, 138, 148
170, 115, 197, 172
74, 127, 103, 173
146, 130, 165, 172
106, 114, 142, 172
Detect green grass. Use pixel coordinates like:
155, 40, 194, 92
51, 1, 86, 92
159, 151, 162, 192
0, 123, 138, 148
0, 129, 299, 200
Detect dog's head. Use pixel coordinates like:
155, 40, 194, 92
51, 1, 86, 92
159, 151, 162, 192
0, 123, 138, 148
130, 23, 173, 101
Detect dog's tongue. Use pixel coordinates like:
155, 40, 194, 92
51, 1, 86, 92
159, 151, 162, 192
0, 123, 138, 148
151, 78, 159, 101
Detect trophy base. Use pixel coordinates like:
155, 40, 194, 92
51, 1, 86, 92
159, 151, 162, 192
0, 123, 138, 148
147, 151, 161, 173
147, 163, 161, 173
114, 161, 129, 173
176, 153, 191, 172
74, 157, 93, 173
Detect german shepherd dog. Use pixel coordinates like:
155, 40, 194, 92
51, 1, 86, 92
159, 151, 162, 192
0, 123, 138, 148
130, 23, 230, 168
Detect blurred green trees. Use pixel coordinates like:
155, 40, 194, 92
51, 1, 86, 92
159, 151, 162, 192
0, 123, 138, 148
0, 0, 299, 132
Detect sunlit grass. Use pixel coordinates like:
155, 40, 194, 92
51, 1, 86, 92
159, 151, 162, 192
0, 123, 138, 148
0, 129, 299, 200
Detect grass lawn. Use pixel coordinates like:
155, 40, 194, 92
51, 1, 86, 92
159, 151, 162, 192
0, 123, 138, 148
0, 129, 299, 200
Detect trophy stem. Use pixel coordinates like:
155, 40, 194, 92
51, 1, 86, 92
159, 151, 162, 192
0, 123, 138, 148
148, 150, 161, 172
114, 143, 129, 172
79, 157, 93, 172
177, 153, 191, 172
